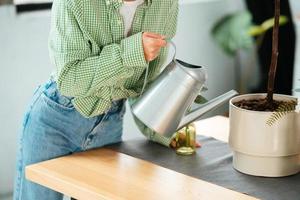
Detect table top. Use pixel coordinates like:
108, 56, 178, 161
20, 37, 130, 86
25, 116, 258, 200
194, 115, 229, 142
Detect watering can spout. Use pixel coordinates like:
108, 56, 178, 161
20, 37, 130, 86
178, 90, 238, 130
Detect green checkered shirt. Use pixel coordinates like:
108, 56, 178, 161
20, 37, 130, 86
49, 0, 178, 146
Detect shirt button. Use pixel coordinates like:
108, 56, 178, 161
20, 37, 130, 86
117, 20, 122, 25
106, 0, 110, 5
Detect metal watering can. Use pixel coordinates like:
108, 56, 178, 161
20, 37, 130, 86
131, 42, 238, 137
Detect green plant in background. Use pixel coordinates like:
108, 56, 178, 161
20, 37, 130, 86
248, 15, 288, 36
212, 0, 288, 98
194, 95, 208, 104
212, 11, 253, 56
213, 0, 298, 125
212, 11, 288, 56
212, 9, 288, 94
194, 86, 208, 105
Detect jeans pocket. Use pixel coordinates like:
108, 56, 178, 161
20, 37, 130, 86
22, 85, 43, 128
41, 92, 75, 112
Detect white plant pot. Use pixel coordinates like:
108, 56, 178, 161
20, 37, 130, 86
229, 93, 300, 177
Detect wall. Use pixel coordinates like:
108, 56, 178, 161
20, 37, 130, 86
290, 0, 300, 96
0, 6, 52, 196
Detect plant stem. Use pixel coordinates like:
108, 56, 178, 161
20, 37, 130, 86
266, 0, 280, 106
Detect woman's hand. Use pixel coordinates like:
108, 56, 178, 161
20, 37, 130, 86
170, 131, 202, 149
142, 32, 167, 62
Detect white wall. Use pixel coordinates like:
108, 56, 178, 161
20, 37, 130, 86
0, 6, 52, 196
0, 0, 247, 197
290, 0, 300, 96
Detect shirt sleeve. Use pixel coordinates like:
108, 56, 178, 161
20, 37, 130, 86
165, 0, 179, 40
49, 0, 148, 98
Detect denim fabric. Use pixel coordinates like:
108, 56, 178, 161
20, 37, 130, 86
13, 80, 125, 200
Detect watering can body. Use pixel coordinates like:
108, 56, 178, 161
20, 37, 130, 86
131, 46, 238, 137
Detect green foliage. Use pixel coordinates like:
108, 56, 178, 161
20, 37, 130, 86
194, 95, 208, 104
248, 16, 288, 36
212, 11, 253, 56
266, 101, 297, 126
211, 11, 288, 56
186, 95, 208, 113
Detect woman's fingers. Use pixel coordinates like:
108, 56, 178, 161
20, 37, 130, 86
170, 140, 177, 148
143, 32, 166, 40
170, 130, 202, 149
195, 141, 202, 148
142, 32, 167, 62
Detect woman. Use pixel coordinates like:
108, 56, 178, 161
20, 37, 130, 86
14, 0, 181, 199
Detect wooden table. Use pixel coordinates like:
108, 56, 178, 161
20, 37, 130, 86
26, 116, 258, 200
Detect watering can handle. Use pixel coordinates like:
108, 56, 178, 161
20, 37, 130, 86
168, 40, 177, 61
140, 40, 176, 96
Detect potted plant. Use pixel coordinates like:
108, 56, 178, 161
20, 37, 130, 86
228, 0, 300, 177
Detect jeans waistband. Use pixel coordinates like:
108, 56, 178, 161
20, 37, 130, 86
43, 79, 125, 114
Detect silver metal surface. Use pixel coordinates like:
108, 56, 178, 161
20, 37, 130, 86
131, 44, 238, 137
177, 90, 238, 130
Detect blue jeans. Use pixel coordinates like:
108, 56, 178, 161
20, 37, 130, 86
13, 80, 125, 200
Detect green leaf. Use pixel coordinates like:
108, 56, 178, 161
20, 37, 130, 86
248, 15, 288, 37
266, 100, 297, 126
194, 95, 208, 104
211, 11, 254, 56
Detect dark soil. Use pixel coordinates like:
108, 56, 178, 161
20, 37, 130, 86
233, 98, 294, 112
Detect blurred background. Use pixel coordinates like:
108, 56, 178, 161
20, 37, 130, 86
0, 0, 299, 199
